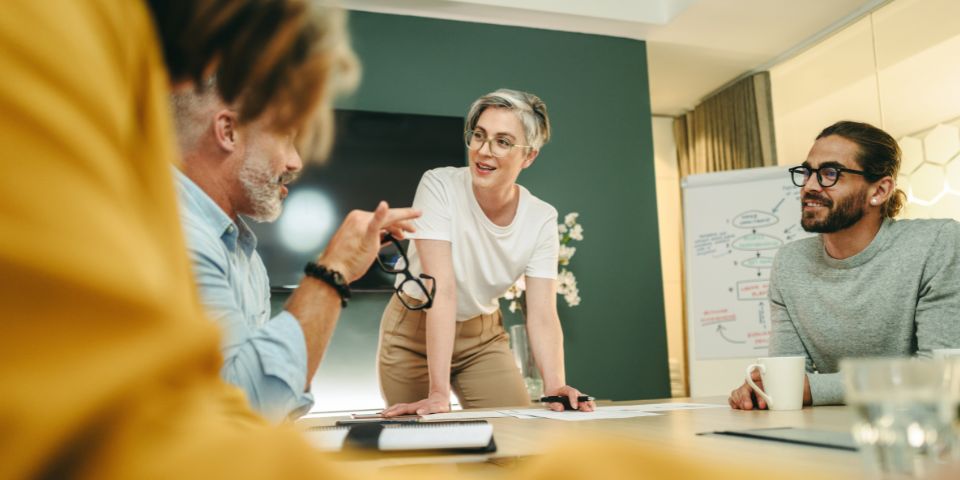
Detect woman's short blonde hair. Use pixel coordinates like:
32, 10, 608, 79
465, 89, 551, 150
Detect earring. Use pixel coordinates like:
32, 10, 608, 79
870, 198, 877, 205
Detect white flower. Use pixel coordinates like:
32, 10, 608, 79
557, 269, 577, 296
564, 290, 581, 307
569, 224, 583, 241
502, 277, 525, 306
558, 245, 576, 266
501, 212, 584, 310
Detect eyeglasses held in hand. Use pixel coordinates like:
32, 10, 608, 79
464, 130, 531, 158
376, 235, 436, 310
788, 165, 878, 188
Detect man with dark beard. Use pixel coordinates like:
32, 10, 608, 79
729, 121, 960, 409
172, 85, 420, 421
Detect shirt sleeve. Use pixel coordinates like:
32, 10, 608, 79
525, 209, 559, 279
767, 252, 843, 406
915, 221, 960, 355
186, 236, 313, 422
409, 170, 453, 242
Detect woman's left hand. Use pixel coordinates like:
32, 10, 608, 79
542, 385, 595, 412
382, 392, 451, 417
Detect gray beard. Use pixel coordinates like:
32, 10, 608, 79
238, 157, 282, 223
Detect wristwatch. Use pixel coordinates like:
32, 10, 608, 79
303, 262, 351, 308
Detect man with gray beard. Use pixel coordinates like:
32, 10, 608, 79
172, 85, 420, 421
728, 121, 960, 409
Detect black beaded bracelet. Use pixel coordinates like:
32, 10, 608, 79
303, 262, 351, 308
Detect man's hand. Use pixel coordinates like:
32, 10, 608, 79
729, 368, 766, 410
382, 391, 451, 417
729, 371, 813, 409
317, 201, 420, 282
543, 385, 595, 412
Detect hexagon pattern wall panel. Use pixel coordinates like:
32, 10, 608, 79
898, 121, 960, 220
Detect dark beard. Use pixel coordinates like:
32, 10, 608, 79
801, 189, 867, 233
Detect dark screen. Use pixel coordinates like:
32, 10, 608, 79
247, 109, 465, 289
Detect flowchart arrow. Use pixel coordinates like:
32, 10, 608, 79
716, 324, 746, 344
772, 198, 785, 214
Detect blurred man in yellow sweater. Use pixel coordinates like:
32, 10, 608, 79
0, 1, 858, 479
0, 1, 372, 477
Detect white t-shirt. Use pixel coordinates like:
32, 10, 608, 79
399, 166, 559, 321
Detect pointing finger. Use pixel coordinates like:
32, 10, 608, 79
366, 201, 389, 237
378, 208, 421, 228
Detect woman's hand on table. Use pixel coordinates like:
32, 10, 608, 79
543, 385, 596, 412
382, 391, 450, 417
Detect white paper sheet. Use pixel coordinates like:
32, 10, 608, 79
501, 408, 660, 421
422, 410, 509, 421
597, 402, 726, 412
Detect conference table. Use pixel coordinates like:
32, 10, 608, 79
296, 396, 874, 477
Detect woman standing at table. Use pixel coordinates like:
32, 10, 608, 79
378, 89, 594, 415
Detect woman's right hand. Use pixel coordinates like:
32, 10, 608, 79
382, 391, 451, 417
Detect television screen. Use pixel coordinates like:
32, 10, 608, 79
247, 109, 466, 290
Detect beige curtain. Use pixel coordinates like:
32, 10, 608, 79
674, 72, 777, 177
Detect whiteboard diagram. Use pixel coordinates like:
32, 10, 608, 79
683, 167, 812, 360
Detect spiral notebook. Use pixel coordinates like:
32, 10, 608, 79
306, 420, 496, 453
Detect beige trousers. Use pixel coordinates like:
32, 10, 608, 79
377, 294, 531, 409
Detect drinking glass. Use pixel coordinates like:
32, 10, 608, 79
509, 324, 543, 401
842, 357, 960, 478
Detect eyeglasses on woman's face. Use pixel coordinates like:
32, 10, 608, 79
464, 130, 530, 158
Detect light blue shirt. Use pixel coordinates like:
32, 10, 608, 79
174, 169, 313, 421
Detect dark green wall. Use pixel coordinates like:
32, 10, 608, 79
301, 11, 668, 403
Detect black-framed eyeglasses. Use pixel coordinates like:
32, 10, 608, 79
464, 130, 531, 158
788, 165, 878, 188
376, 235, 436, 310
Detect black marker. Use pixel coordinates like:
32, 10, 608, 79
539, 395, 595, 410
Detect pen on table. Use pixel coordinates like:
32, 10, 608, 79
539, 395, 595, 410
539, 395, 594, 402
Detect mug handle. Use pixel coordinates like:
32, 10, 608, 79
745, 364, 772, 405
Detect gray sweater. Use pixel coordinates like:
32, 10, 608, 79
769, 217, 960, 405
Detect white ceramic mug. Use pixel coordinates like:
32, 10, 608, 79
745, 356, 806, 411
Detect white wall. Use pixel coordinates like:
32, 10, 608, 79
771, 0, 960, 221
771, 16, 881, 166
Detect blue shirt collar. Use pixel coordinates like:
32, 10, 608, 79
173, 168, 258, 255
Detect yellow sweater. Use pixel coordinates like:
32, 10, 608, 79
0, 1, 340, 478
0, 1, 851, 479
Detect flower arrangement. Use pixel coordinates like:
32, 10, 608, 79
503, 212, 583, 314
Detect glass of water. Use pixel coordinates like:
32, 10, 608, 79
842, 357, 960, 478
509, 324, 543, 401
